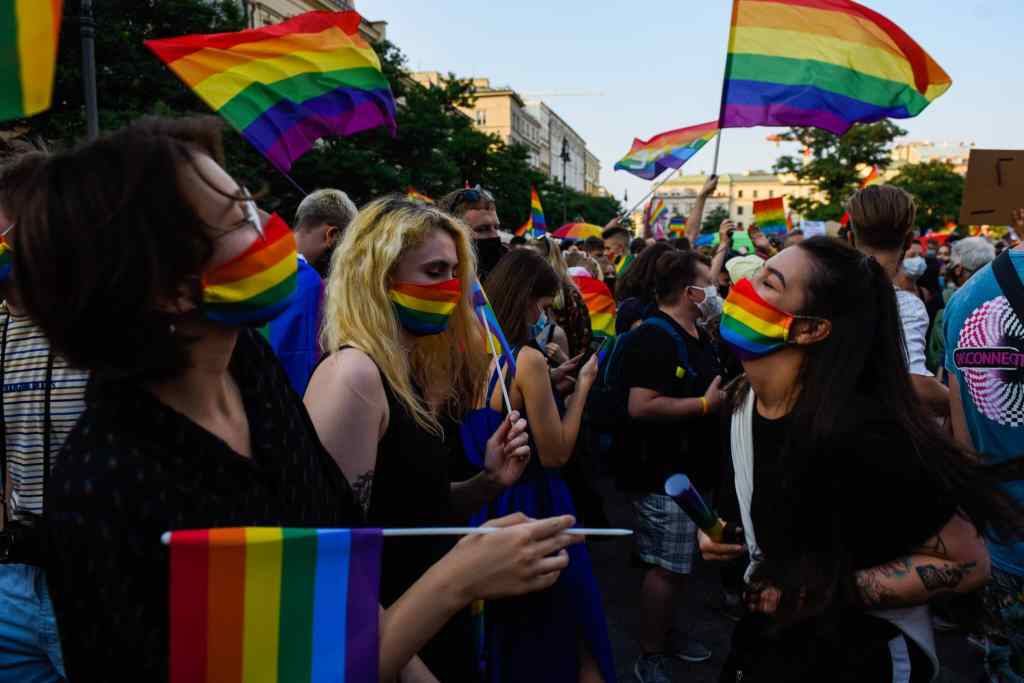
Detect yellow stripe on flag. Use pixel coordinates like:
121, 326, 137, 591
242, 527, 283, 683
16, 0, 61, 115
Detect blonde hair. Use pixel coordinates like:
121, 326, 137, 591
565, 250, 601, 279
534, 235, 572, 309
321, 197, 488, 435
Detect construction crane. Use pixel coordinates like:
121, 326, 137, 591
521, 91, 605, 98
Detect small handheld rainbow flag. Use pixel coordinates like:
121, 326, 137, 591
615, 121, 719, 180
614, 253, 634, 277
515, 186, 547, 238
168, 527, 382, 683
145, 11, 397, 172
574, 275, 616, 339
472, 279, 517, 374
719, 0, 952, 136
0, 1, 63, 122
752, 197, 787, 236
406, 187, 433, 203
669, 216, 687, 237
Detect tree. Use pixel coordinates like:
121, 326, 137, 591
772, 121, 906, 221
890, 161, 964, 233
703, 206, 730, 234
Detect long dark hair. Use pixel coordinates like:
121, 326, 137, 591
484, 249, 560, 346
614, 241, 673, 302
733, 236, 1021, 621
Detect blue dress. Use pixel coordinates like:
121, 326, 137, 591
461, 346, 617, 683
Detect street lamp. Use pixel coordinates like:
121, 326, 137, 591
560, 137, 570, 224
81, 0, 99, 140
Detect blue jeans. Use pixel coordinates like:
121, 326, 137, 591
0, 564, 65, 683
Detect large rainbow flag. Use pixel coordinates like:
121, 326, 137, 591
752, 197, 787, 235
515, 186, 547, 238
146, 11, 397, 172
719, 0, 952, 136
615, 121, 719, 180
574, 275, 616, 338
472, 279, 517, 373
0, 1, 63, 122
168, 527, 382, 683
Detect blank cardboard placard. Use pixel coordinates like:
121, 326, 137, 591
960, 150, 1023, 226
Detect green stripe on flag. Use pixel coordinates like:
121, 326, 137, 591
0, 3, 25, 120
278, 528, 318, 683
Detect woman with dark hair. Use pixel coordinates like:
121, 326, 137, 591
466, 249, 615, 682
534, 234, 591, 361
13, 118, 580, 681
700, 236, 1020, 681
614, 241, 673, 333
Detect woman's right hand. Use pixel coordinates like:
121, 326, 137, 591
447, 514, 581, 602
577, 353, 600, 391
703, 375, 725, 413
698, 528, 746, 562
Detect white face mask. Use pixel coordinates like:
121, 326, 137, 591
690, 285, 723, 320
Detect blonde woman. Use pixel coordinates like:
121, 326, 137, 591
306, 197, 556, 681
534, 235, 591, 360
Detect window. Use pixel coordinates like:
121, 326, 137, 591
476, 110, 487, 125
738, 190, 744, 198
753, 190, 759, 198
737, 206, 744, 215
769, 190, 774, 198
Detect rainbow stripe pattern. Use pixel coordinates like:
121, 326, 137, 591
406, 187, 433, 204
202, 214, 298, 325
0, 239, 12, 282
0, 1, 63, 122
669, 217, 687, 237
388, 279, 461, 336
472, 279, 517, 373
720, 277, 794, 360
145, 11, 397, 172
168, 527, 382, 683
615, 121, 719, 180
614, 253, 635, 277
515, 188, 546, 238
719, 0, 952, 136
752, 197, 787, 235
574, 275, 617, 339
553, 223, 603, 240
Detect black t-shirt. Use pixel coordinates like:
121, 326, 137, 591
618, 311, 722, 493
45, 331, 361, 682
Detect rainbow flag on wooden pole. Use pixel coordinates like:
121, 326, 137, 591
145, 11, 397, 173
168, 527, 382, 683
0, 1, 63, 122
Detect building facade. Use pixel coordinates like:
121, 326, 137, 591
584, 149, 602, 196
526, 101, 586, 193
239, 0, 387, 41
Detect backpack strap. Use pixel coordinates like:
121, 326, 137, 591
992, 250, 1024, 324
642, 317, 696, 379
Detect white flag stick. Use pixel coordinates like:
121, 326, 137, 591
481, 313, 513, 416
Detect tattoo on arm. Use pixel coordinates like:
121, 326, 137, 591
352, 470, 374, 516
916, 562, 977, 592
855, 557, 911, 606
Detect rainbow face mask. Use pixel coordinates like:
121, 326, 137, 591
720, 277, 796, 360
201, 213, 298, 327
388, 279, 462, 336
0, 223, 13, 284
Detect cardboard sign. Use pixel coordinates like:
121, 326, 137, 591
960, 150, 1024, 226
799, 220, 827, 238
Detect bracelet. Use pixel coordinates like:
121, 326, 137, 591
699, 397, 710, 416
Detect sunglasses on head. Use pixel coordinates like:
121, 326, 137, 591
450, 186, 494, 212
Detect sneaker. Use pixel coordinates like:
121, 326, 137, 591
634, 654, 673, 683
668, 636, 712, 663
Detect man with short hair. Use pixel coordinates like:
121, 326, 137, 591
0, 152, 86, 682
602, 226, 631, 267
845, 185, 949, 416
439, 186, 505, 278
926, 237, 995, 372
265, 188, 357, 394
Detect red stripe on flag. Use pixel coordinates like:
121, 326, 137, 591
169, 530, 209, 683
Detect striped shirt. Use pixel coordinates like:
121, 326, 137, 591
1, 307, 89, 521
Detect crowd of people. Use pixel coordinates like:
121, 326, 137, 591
0, 115, 1021, 683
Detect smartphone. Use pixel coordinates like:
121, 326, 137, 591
583, 336, 611, 366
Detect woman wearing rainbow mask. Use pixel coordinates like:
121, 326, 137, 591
698, 236, 1021, 682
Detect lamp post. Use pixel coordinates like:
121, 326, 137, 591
81, 0, 99, 140
560, 137, 570, 225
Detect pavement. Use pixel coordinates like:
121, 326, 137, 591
586, 475, 987, 683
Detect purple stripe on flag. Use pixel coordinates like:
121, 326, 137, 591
344, 528, 382, 681
242, 88, 396, 171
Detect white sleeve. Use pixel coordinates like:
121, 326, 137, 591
896, 290, 931, 376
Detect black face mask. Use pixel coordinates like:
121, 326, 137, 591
475, 237, 505, 277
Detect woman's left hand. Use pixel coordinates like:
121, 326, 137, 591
483, 411, 531, 488
745, 584, 782, 615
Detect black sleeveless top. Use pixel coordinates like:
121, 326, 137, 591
365, 368, 478, 681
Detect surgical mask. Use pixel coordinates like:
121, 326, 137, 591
529, 309, 549, 340
690, 285, 723, 320
388, 278, 462, 336
201, 213, 298, 327
720, 278, 797, 360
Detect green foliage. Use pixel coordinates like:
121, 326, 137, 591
702, 206, 730, 233
890, 161, 964, 233
6, 0, 620, 225
772, 121, 906, 221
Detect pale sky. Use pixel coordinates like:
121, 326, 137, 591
365, 0, 1024, 210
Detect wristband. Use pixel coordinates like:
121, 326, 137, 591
699, 397, 710, 416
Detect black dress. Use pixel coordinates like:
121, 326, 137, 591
367, 372, 478, 682
44, 330, 362, 682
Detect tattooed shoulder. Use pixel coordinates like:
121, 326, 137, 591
916, 562, 977, 592
352, 470, 374, 516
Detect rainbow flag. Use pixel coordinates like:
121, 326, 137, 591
840, 165, 885, 225
515, 187, 547, 238
669, 216, 687, 237
406, 187, 433, 203
472, 279, 517, 374
574, 275, 616, 338
752, 197, 787, 235
615, 121, 719, 180
719, 0, 952, 136
168, 527, 382, 683
0, 1, 63, 122
615, 253, 635, 276
146, 11, 397, 172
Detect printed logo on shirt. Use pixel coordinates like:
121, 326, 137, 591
3, 380, 57, 394
955, 296, 1024, 427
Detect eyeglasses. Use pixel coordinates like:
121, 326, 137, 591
450, 186, 494, 212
